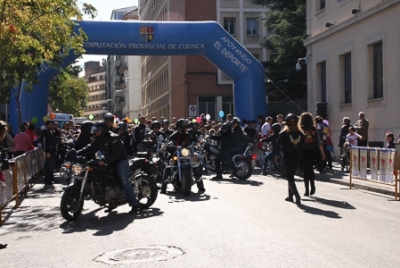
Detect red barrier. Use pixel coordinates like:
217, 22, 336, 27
349, 146, 399, 200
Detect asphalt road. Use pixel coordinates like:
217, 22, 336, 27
1, 171, 399, 268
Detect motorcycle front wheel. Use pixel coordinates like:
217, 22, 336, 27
137, 176, 158, 209
60, 185, 84, 221
181, 169, 193, 196
234, 160, 253, 180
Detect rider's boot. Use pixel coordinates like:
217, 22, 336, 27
160, 182, 167, 194
196, 179, 206, 192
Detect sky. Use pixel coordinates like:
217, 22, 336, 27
75, 0, 139, 75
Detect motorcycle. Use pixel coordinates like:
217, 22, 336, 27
261, 142, 285, 177
133, 133, 167, 184
200, 135, 255, 180
59, 134, 77, 184
60, 151, 158, 221
151, 134, 169, 183
162, 142, 202, 196
59, 160, 74, 184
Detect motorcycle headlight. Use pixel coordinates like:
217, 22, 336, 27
72, 163, 83, 175
181, 148, 190, 157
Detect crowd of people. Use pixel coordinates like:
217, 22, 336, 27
0, 109, 394, 248
2, 109, 393, 210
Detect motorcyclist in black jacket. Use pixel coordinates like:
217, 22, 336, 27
168, 119, 193, 147
260, 121, 282, 175
223, 117, 245, 171
149, 121, 166, 141
148, 121, 166, 155
210, 122, 235, 180
74, 121, 93, 151
161, 118, 205, 193
104, 112, 117, 133
116, 122, 133, 156
188, 121, 203, 141
76, 121, 140, 214
134, 115, 148, 152
161, 120, 173, 139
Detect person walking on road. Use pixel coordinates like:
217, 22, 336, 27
298, 112, 325, 196
277, 113, 304, 205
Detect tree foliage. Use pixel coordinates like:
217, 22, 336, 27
49, 65, 88, 116
253, 0, 307, 99
0, 0, 96, 123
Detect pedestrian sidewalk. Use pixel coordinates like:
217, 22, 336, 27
314, 162, 399, 200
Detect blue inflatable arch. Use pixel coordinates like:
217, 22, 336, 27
10, 20, 266, 128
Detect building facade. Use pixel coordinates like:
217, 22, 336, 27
83, 61, 107, 120
138, 0, 268, 121
304, 0, 400, 152
106, 7, 141, 121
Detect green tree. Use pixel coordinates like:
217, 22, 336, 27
253, 0, 307, 99
49, 65, 88, 116
0, 0, 96, 124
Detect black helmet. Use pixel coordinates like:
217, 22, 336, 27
176, 118, 189, 130
221, 122, 231, 132
232, 117, 241, 124
162, 120, 170, 126
116, 122, 127, 131
80, 121, 94, 134
285, 113, 298, 126
91, 120, 108, 137
104, 112, 114, 121
151, 121, 161, 129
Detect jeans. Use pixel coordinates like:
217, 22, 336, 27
262, 151, 277, 172
117, 159, 139, 207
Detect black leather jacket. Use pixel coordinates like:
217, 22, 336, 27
169, 130, 196, 147
74, 132, 92, 151
77, 131, 127, 166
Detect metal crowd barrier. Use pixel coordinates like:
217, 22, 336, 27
0, 148, 46, 226
349, 146, 399, 200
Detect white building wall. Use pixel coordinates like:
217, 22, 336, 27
126, 55, 142, 119
305, 0, 400, 154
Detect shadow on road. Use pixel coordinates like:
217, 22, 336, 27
298, 203, 342, 219
1, 183, 163, 237
207, 177, 264, 187
310, 196, 356, 209
162, 191, 211, 203
60, 207, 163, 236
